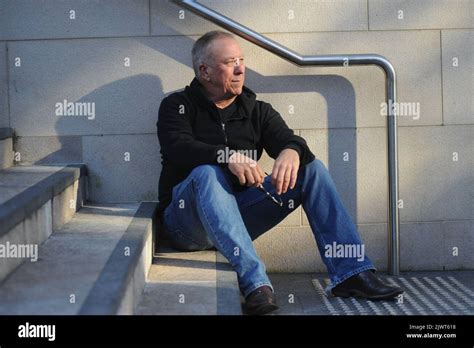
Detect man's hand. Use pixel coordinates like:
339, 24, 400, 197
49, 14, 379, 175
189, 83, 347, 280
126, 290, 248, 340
228, 152, 265, 187
271, 148, 300, 195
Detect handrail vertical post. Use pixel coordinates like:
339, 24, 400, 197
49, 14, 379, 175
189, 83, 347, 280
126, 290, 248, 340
386, 71, 400, 275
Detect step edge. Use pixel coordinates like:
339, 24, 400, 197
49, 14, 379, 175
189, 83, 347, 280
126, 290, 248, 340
78, 201, 157, 315
0, 164, 87, 237
216, 252, 243, 315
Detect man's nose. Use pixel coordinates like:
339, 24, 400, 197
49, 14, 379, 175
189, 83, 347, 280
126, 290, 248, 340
234, 64, 245, 75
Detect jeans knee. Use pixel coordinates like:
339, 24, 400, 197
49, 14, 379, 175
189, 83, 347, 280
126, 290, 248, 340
190, 164, 221, 179
306, 158, 327, 175
189, 164, 230, 189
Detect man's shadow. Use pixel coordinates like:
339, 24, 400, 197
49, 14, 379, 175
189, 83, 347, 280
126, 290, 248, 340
41, 74, 164, 205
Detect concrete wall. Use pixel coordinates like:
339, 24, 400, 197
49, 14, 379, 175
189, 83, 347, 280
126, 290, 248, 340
2, 0, 473, 270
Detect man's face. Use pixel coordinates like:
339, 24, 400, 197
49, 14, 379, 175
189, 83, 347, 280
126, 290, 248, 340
203, 37, 245, 97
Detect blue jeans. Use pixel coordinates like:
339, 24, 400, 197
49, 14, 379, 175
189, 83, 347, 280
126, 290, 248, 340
163, 159, 375, 297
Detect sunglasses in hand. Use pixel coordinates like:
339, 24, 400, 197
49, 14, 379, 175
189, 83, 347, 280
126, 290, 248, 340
256, 172, 284, 207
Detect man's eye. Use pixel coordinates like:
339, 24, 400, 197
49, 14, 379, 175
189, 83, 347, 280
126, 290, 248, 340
225, 58, 245, 66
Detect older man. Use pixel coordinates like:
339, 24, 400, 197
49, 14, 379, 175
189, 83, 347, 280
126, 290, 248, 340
156, 31, 403, 315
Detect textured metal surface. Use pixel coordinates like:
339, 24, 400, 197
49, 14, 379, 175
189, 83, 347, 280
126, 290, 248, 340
269, 272, 474, 315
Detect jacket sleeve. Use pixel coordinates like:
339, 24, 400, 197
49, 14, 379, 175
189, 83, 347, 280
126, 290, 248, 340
157, 94, 226, 170
259, 101, 315, 166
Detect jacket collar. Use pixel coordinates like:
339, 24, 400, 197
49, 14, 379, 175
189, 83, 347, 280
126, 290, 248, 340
185, 78, 256, 120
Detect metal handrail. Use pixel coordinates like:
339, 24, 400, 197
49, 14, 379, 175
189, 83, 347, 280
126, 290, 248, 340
173, 0, 400, 275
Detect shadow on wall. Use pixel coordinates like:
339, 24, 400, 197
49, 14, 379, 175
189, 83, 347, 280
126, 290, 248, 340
38, 74, 164, 202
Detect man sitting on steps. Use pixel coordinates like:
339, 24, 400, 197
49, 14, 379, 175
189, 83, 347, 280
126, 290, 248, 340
156, 30, 403, 315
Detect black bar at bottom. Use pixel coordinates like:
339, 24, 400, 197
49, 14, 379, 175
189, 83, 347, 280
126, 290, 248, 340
0, 315, 473, 346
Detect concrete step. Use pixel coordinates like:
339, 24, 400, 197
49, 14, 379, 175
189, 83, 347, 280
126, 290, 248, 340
0, 128, 14, 170
0, 202, 156, 315
0, 164, 87, 282
136, 248, 242, 315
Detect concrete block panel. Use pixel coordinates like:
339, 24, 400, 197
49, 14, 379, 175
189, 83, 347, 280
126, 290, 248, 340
442, 30, 474, 125
256, 222, 452, 273
255, 221, 473, 273
82, 134, 161, 202
23, 200, 53, 246
299, 127, 473, 225
240, 30, 441, 128
301, 127, 388, 225
0, 42, 8, 128
357, 223, 388, 271
52, 179, 80, 231
0, 138, 14, 169
9, 37, 194, 136
0, 200, 52, 283
400, 222, 444, 271
0, 0, 149, 40
254, 226, 323, 273
398, 125, 474, 222
0, 219, 28, 283
152, 0, 368, 36
443, 220, 474, 270
369, 0, 473, 30
14, 136, 82, 165
372, 221, 474, 271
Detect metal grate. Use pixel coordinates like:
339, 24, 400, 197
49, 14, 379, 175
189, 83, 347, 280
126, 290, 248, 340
311, 275, 474, 315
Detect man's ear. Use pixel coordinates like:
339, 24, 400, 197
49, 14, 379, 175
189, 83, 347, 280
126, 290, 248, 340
199, 64, 211, 82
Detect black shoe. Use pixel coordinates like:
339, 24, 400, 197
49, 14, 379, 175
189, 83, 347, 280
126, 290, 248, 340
243, 285, 279, 315
332, 270, 403, 300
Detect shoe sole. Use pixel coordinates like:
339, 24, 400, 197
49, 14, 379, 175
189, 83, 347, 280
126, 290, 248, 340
333, 289, 404, 301
244, 303, 280, 315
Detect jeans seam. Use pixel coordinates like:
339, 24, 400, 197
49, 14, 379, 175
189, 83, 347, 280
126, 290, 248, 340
193, 176, 230, 262
245, 281, 274, 298
310, 222, 337, 276
301, 160, 338, 276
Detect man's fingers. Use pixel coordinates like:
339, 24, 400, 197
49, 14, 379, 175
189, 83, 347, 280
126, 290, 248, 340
255, 166, 265, 185
256, 166, 264, 184
289, 165, 298, 189
276, 166, 288, 194
250, 167, 263, 187
231, 162, 266, 187
271, 165, 279, 188
237, 172, 246, 186
244, 168, 257, 187
281, 167, 292, 194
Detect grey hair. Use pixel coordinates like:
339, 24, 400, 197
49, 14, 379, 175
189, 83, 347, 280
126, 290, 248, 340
192, 31, 235, 78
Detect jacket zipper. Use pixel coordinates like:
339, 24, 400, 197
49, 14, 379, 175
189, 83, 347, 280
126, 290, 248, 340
221, 123, 228, 144
218, 113, 228, 144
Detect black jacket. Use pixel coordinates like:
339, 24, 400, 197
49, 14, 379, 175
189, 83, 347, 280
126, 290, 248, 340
156, 78, 315, 215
